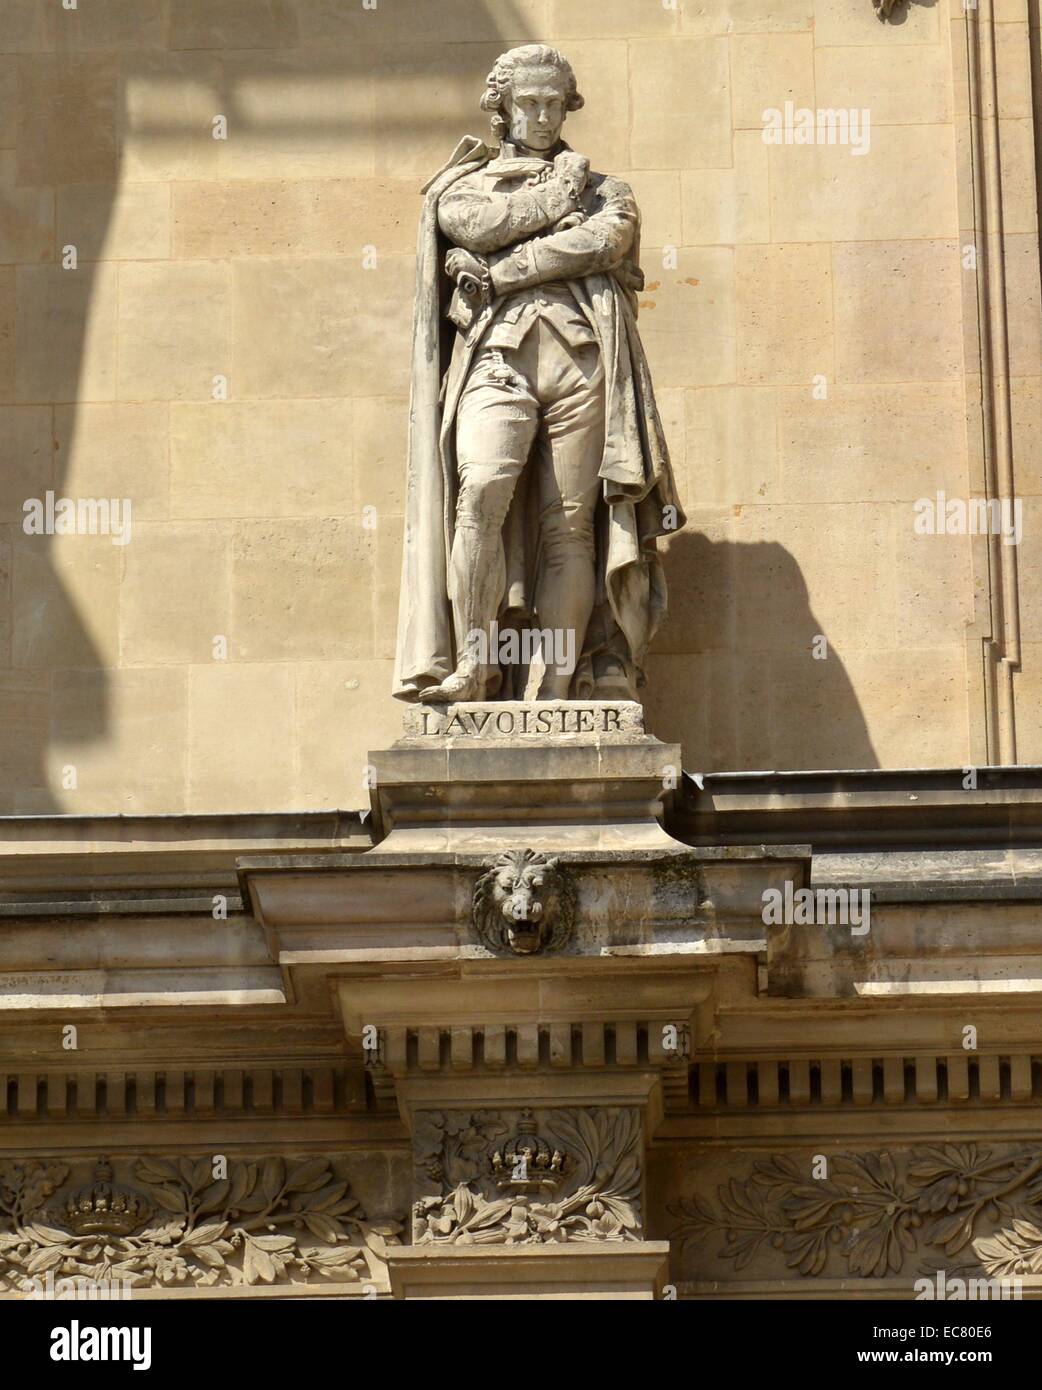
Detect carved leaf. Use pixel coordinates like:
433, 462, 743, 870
260, 1158, 285, 1204
242, 1240, 275, 1285
250, 1234, 295, 1252
26, 1244, 67, 1273
181, 1222, 228, 1248
26, 1222, 70, 1246
305, 1182, 349, 1212
135, 1158, 179, 1185
783, 1229, 830, 1277
148, 1185, 187, 1214
363, 1229, 388, 1257
302, 1213, 340, 1244
190, 1244, 227, 1270
304, 1246, 362, 1273
195, 1180, 230, 1215
227, 1163, 254, 1208
285, 1160, 331, 1193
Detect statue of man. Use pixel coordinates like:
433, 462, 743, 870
393, 43, 684, 705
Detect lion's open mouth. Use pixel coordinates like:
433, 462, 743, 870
506, 924, 542, 952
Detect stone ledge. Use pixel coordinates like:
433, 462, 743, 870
386, 1240, 670, 1299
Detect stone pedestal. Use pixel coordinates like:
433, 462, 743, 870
235, 706, 809, 1299
368, 700, 684, 853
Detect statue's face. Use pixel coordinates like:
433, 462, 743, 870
505, 66, 569, 152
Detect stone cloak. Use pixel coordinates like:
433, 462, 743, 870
392, 137, 685, 702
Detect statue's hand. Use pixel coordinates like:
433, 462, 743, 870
445, 248, 491, 299
612, 259, 645, 292
553, 150, 590, 198
551, 211, 588, 232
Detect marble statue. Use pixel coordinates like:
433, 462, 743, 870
393, 43, 684, 706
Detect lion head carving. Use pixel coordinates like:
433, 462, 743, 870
472, 850, 576, 956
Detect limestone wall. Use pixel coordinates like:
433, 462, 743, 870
1, 0, 1038, 812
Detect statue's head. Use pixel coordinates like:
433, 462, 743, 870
480, 44, 584, 153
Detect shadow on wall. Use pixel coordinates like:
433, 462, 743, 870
646, 530, 880, 772
8, 0, 533, 812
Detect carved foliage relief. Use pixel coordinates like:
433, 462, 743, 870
671, 1145, 1042, 1281
412, 1107, 642, 1245
0, 1155, 401, 1293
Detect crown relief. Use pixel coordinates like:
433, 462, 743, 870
412, 1107, 642, 1245
0, 1155, 402, 1294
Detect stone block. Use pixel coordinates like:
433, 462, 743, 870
172, 178, 417, 260
230, 518, 374, 661
995, 120, 1040, 237
16, 57, 118, 185
117, 262, 230, 401
1001, 234, 1042, 378
681, 130, 770, 245
0, 406, 52, 521
372, 515, 403, 660
187, 663, 295, 813
0, 671, 49, 807
681, 385, 780, 508
57, 183, 171, 261
0, 59, 16, 147
832, 240, 963, 384
637, 245, 735, 389
730, 32, 815, 132
833, 646, 968, 768
48, 667, 188, 813
16, 263, 118, 404
629, 38, 731, 169
169, 0, 299, 49
1010, 376, 1042, 496
232, 256, 412, 400
295, 659, 401, 810
297, 0, 550, 45
55, 402, 170, 520
353, 396, 408, 516
0, 266, 12, 402
120, 521, 232, 665
215, 50, 375, 179
680, 0, 813, 34
12, 531, 121, 669
623, 171, 682, 250
768, 126, 958, 244
0, 151, 53, 264
169, 399, 354, 519
813, 0, 939, 46
0, 0, 49, 52
549, 0, 678, 37
890, 517, 975, 648
121, 53, 224, 182
776, 382, 966, 503
814, 42, 951, 126
736, 243, 833, 385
